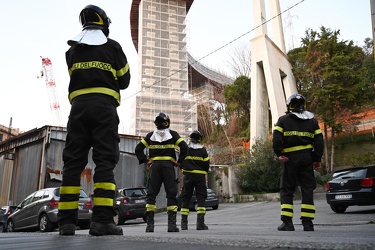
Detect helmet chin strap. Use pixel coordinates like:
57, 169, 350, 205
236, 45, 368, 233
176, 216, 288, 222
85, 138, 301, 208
103, 27, 109, 37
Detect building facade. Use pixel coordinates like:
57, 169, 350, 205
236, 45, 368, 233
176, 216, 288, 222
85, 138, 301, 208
0, 126, 146, 206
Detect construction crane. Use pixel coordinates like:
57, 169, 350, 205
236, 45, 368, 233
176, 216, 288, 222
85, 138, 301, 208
38, 56, 63, 127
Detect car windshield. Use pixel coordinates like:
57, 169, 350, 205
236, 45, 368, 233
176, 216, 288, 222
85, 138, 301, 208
124, 189, 145, 197
332, 168, 366, 180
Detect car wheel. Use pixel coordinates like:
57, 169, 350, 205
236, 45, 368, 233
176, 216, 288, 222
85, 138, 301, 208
330, 205, 347, 213
0, 223, 4, 233
212, 205, 219, 210
7, 220, 14, 232
39, 214, 54, 232
118, 216, 126, 225
115, 210, 125, 225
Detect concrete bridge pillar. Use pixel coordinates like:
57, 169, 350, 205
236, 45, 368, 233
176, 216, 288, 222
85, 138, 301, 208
250, 0, 297, 147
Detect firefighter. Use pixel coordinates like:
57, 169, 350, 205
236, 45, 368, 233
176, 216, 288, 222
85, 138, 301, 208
272, 93, 324, 231
135, 112, 188, 233
58, 5, 130, 236
180, 130, 210, 230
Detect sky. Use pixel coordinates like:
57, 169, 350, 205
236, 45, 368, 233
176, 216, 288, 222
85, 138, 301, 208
0, 0, 372, 134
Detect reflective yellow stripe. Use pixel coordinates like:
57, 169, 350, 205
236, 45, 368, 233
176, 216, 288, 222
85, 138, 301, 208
94, 197, 114, 206
203, 157, 210, 162
146, 204, 156, 212
182, 169, 207, 175
167, 205, 178, 212
283, 131, 314, 138
141, 139, 149, 147
180, 208, 190, 215
301, 212, 315, 219
281, 211, 293, 217
69, 87, 120, 105
274, 126, 283, 133
92, 13, 104, 25
301, 204, 315, 210
150, 156, 175, 161
94, 182, 116, 191
117, 63, 129, 77
60, 186, 80, 195
315, 129, 322, 135
281, 204, 293, 209
58, 201, 79, 210
197, 207, 206, 214
149, 144, 175, 149
68, 61, 116, 77
185, 156, 204, 161
282, 144, 313, 153
175, 138, 184, 146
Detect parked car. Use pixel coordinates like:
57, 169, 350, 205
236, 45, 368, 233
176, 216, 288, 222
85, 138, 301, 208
0, 206, 16, 232
114, 187, 147, 225
326, 165, 375, 213
7, 187, 92, 232
178, 188, 219, 211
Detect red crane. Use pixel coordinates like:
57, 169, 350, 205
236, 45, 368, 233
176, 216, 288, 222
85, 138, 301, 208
39, 56, 63, 126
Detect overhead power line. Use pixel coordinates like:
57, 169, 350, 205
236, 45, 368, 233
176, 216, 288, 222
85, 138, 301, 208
122, 0, 305, 101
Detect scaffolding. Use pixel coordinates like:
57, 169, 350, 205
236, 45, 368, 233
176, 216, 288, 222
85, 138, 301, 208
134, 0, 196, 138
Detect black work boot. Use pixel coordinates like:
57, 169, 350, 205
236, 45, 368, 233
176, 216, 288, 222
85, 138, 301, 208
59, 223, 76, 236
196, 214, 209, 230
89, 222, 123, 236
145, 211, 155, 233
181, 215, 188, 230
277, 219, 295, 231
167, 211, 179, 232
302, 220, 314, 231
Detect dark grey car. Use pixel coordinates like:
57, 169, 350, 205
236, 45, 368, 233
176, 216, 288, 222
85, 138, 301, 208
7, 187, 92, 232
178, 188, 219, 211
114, 187, 147, 225
326, 165, 375, 213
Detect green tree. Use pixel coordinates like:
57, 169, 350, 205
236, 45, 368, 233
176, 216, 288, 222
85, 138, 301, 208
361, 38, 375, 106
223, 75, 251, 135
288, 26, 371, 172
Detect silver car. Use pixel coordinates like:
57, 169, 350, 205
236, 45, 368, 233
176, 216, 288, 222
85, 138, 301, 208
7, 187, 92, 232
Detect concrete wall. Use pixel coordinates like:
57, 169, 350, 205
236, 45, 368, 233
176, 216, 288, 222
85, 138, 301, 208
208, 165, 240, 203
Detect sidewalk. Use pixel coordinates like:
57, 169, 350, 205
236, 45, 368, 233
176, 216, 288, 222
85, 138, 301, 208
237, 185, 326, 202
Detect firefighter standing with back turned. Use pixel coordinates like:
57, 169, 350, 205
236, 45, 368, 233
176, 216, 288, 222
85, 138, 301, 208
58, 5, 130, 236
180, 130, 210, 230
272, 93, 324, 232
135, 113, 188, 233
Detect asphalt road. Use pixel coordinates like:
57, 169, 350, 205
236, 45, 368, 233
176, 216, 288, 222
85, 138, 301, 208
1, 193, 374, 250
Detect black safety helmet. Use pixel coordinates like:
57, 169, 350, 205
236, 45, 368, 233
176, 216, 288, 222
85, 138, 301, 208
189, 130, 203, 143
286, 93, 306, 113
79, 5, 111, 35
154, 112, 170, 129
